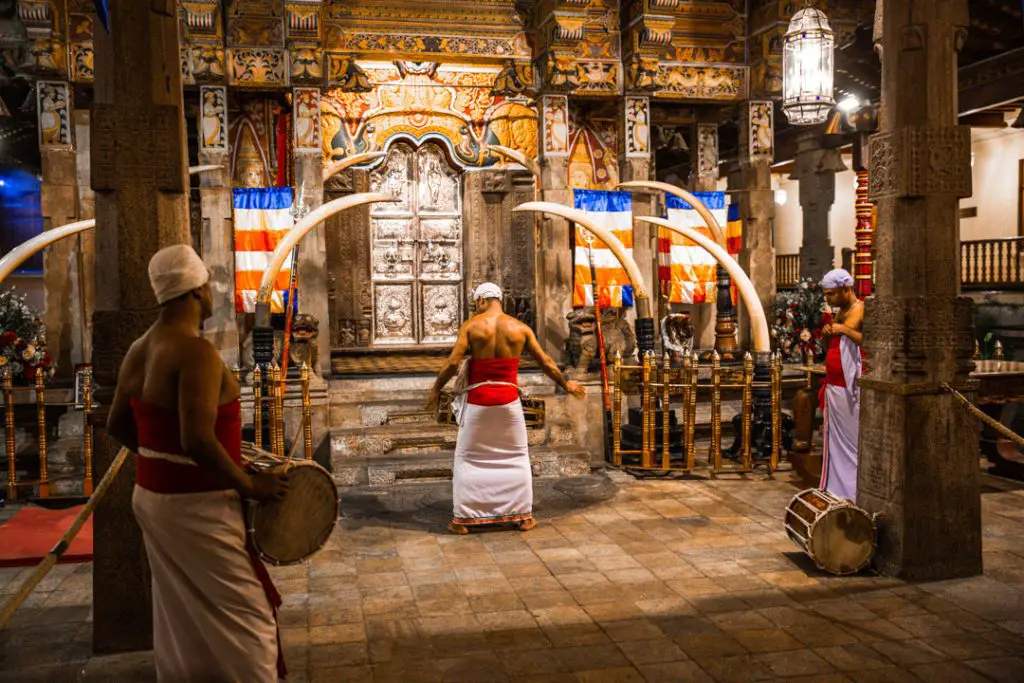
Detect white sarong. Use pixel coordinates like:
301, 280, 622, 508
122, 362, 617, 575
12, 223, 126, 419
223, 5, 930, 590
821, 336, 862, 502
132, 486, 280, 682
452, 400, 533, 525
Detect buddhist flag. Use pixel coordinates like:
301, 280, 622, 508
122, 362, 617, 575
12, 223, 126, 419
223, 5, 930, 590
233, 188, 296, 314
658, 191, 735, 304
573, 189, 634, 308
726, 202, 743, 254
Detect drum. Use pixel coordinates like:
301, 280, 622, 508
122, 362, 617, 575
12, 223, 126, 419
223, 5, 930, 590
240, 443, 339, 566
784, 488, 877, 575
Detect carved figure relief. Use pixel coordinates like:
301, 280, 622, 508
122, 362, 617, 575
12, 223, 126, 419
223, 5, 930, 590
293, 87, 321, 151
568, 108, 619, 190
369, 141, 464, 346
37, 81, 71, 148
200, 86, 228, 151
624, 97, 650, 158
746, 100, 774, 160
542, 95, 569, 157
696, 123, 719, 183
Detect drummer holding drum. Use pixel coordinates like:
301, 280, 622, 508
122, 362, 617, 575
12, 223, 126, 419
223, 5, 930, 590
106, 245, 290, 682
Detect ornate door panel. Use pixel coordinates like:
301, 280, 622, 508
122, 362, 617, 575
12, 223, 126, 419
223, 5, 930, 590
369, 142, 464, 346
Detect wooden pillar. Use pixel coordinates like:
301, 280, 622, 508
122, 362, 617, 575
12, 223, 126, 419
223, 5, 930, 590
859, 0, 981, 580
90, 0, 191, 653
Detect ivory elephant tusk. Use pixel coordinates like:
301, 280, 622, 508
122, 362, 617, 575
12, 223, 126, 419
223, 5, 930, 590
512, 201, 651, 320
616, 180, 728, 249
257, 192, 396, 304
486, 145, 542, 178
321, 152, 387, 182
0, 219, 96, 286
189, 164, 223, 175
635, 216, 770, 353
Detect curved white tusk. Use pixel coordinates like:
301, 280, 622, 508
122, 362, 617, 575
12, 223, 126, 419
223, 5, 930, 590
512, 201, 651, 319
617, 180, 728, 249
321, 152, 387, 183
635, 216, 769, 353
0, 219, 96, 287
188, 164, 223, 175
257, 192, 396, 303
486, 145, 542, 178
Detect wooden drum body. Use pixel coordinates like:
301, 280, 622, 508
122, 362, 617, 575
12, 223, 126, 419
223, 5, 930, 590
241, 443, 339, 566
784, 488, 877, 575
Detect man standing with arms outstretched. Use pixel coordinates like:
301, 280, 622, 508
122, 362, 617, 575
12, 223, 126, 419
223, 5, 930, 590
819, 268, 864, 502
427, 283, 586, 534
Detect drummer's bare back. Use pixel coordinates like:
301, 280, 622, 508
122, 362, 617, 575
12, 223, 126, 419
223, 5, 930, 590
118, 330, 240, 409
463, 312, 535, 359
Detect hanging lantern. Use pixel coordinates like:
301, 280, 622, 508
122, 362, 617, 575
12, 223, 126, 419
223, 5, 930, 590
782, 4, 835, 125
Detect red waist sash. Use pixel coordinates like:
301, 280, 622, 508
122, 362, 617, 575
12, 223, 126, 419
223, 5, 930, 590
468, 357, 520, 405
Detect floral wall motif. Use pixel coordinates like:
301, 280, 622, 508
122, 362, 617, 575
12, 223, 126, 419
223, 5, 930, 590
293, 87, 321, 152
657, 64, 748, 101
568, 107, 619, 191
229, 48, 288, 87
200, 86, 228, 151
624, 97, 650, 158
541, 94, 569, 158
37, 81, 72, 148
321, 63, 538, 169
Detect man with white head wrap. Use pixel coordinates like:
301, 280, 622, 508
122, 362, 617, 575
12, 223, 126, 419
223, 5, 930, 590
427, 282, 586, 534
819, 268, 864, 501
106, 244, 290, 681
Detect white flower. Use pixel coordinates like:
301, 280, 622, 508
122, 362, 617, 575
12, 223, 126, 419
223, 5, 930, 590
799, 330, 811, 342
22, 345, 35, 361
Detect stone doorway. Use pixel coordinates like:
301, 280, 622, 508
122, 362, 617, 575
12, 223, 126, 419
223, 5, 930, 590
368, 141, 464, 347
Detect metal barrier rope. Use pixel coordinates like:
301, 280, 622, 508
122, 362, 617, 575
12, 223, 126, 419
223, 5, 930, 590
0, 446, 131, 631
942, 383, 1024, 448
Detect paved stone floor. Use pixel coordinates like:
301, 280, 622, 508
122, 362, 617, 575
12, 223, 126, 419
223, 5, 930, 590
4, 470, 1024, 682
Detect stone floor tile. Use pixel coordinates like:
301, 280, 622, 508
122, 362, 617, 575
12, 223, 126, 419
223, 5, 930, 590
597, 619, 666, 643
887, 613, 967, 638
475, 610, 538, 632
834, 618, 914, 644
787, 621, 862, 647
844, 668, 922, 683
963, 656, 1024, 683
729, 629, 803, 653
509, 674, 577, 683
573, 666, 645, 682
520, 590, 579, 611
867, 639, 948, 667
709, 610, 775, 632
752, 649, 835, 677
468, 592, 524, 613
553, 644, 631, 672
977, 626, 1024, 655
685, 594, 751, 615
665, 578, 729, 598
636, 660, 713, 683
673, 632, 748, 662
487, 628, 554, 652
581, 602, 646, 624
614, 638, 687, 666
499, 648, 571, 676
908, 661, 993, 683
310, 664, 375, 682
632, 596, 696, 618
812, 644, 896, 672
696, 653, 775, 683
308, 642, 370, 668
372, 659, 444, 682
543, 623, 613, 648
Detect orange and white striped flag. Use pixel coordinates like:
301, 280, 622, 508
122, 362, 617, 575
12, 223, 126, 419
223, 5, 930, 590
233, 188, 295, 313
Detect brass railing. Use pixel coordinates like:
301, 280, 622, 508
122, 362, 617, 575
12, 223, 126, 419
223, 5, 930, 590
611, 351, 793, 475
776, 254, 800, 289
3, 367, 94, 502
233, 363, 314, 459
962, 237, 1024, 290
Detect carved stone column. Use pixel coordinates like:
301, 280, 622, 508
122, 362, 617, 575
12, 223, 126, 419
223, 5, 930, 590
792, 131, 846, 281
37, 81, 80, 377
537, 94, 572, 358
91, 0, 191, 653
619, 96, 656, 335
859, 0, 980, 580
197, 86, 238, 366
73, 110, 95, 367
688, 122, 719, 350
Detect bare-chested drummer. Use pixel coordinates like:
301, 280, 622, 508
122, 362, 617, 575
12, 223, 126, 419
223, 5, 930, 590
426, 282, 586, 534
106, 244, 289, 682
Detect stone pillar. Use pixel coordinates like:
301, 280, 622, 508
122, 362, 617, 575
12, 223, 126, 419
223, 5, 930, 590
91, 0, 191, 653
37, 81, 79, 377
620, 96, 656, 335
537, 94, 572, 358
74, 110, 95, 367
859, 0, 980, 580
729, 100, 776, 350
791, 132, 846, 281
688, 123, 719, 349
196, 86, 238, 367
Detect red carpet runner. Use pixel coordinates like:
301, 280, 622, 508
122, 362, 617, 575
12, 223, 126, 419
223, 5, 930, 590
0, 505, 93, 567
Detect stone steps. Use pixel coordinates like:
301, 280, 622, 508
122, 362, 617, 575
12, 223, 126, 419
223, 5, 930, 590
333, 446, 593, 487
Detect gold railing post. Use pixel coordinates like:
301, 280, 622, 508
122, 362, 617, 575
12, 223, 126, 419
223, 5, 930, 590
770, 352, 782, 471
661, 353, 671, 470
641, 352, 653, 468
301, 362, 313, 459
82, 367, 94, 496
253, 366, 263, 450
273, 364, 285, 457
684, 353, 696, 472
710, 351, 721, 472
232, 365, 242, 385
4, 372, 15, 502
612, 351, 622, 466
741, 352, 753, 472
35, 370, 49, 497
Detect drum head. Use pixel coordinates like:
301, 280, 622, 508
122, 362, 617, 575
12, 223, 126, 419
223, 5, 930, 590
809, 506, 876, 575
252, 462, 339, 565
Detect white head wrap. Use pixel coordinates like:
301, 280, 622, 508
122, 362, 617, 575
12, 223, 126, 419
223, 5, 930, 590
473, 282, 503, 301
821, 268, 854, 289
148, 244, 210, 305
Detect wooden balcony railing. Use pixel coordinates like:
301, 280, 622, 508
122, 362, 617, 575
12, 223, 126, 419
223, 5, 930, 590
962, 237, 1024, 291
777, 237, 1024, 292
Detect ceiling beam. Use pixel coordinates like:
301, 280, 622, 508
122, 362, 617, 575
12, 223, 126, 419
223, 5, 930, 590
959, 46, 1024, 115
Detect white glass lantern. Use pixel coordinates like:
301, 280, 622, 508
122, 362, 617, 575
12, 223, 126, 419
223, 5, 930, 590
782, 5, 835, 125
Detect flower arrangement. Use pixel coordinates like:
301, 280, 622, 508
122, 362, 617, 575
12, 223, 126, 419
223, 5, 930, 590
0, 287, 53, 383
771, 278, 829, 363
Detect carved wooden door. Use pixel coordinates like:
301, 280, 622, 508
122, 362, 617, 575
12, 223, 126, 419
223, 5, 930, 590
368, 142, 464, 346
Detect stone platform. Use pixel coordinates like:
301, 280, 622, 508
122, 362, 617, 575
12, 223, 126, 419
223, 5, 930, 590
4, 470, 1024, 682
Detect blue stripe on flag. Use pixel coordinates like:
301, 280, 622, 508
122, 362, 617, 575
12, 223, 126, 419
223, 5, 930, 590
573, 188, 632, 212
622, 286, 634, 307
666, 191, 726, 211
232, 187, 293, 211
93, 1, 110, 33
282, 288, 299, 314
727, 203, 740, 222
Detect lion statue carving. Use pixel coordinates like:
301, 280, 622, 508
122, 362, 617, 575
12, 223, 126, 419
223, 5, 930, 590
565, 308, 636, 375
662, 313, 695, 364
